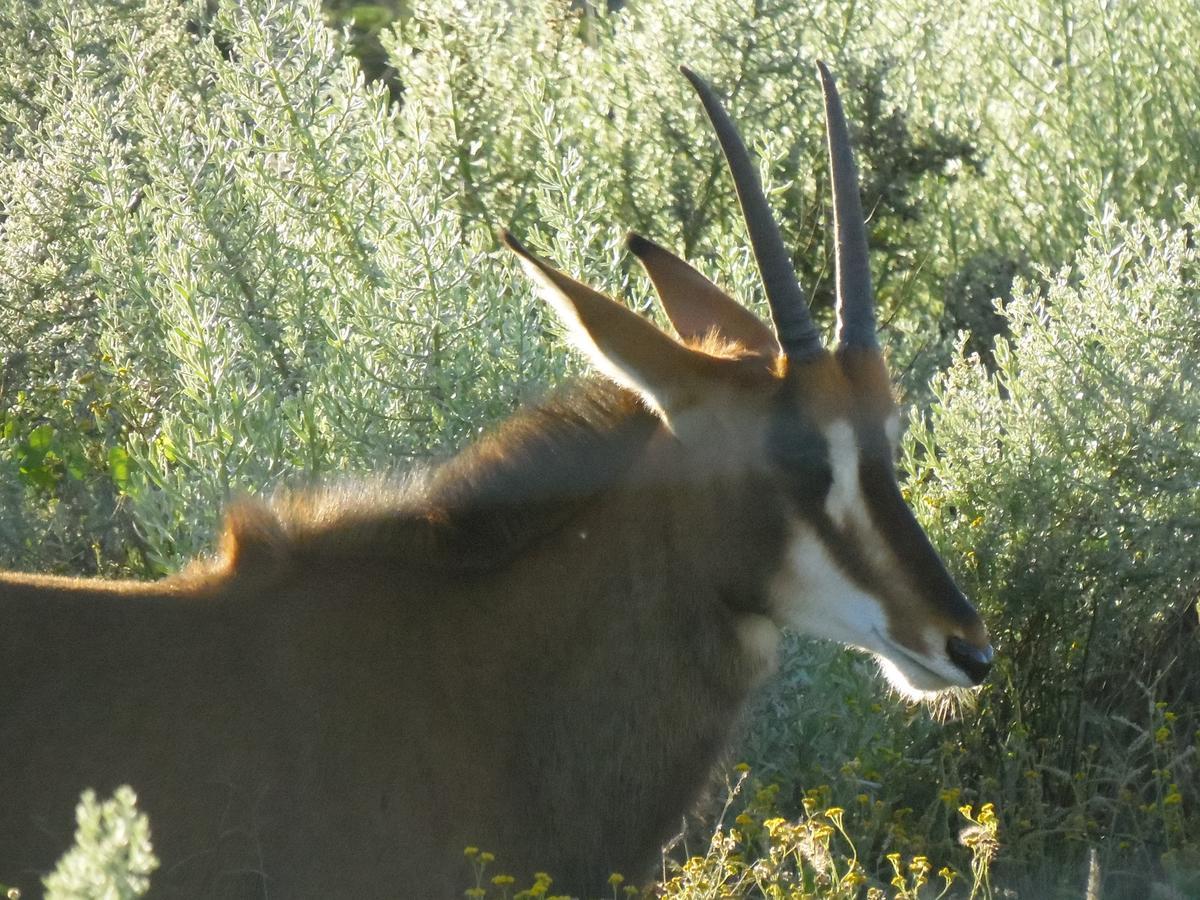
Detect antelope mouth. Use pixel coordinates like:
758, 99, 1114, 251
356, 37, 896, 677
871, 628, 975, 693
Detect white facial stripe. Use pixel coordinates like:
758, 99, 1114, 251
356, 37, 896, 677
822, 421, 861, 528
770, 522, 976, 696
770, 523, 887, 650
821, 418, 901, 575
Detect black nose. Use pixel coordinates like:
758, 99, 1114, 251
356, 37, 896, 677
946, 636, 994, 685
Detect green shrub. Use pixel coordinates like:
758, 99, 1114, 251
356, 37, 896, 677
900, 199, 1200, 896
0, 0, 563, 571
42, 787, 158, 900
872, 0, 1200, 371
0, 0, 977, 573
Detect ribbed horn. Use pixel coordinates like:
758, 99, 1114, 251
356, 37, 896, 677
680, 66, 823, 361
816, 61, 877, 349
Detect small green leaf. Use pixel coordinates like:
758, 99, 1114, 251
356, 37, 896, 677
19, 463, 57, 490
27, 423, 54, 453
108, 446, 131, 489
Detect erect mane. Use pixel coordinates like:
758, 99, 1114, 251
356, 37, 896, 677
213, 381, 660, 579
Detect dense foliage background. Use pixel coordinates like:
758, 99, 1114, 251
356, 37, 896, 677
0, 0, 1196, 896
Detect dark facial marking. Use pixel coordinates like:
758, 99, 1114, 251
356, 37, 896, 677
766, 382, 833, 510
764, 385, 887, 600
855, 438, 979, 627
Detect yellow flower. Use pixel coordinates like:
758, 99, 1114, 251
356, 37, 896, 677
607, 873, 625, 886
843, 869, 866, 887
763, 817, 788, 838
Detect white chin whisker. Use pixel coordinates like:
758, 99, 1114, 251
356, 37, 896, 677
875, 655, 942, 699
875, 656, 982, 719
872, 636, 977, 696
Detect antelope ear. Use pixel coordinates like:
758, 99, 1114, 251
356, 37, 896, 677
626, 233, 781, 359
503, 232, 724, 423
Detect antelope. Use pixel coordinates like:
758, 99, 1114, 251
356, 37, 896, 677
0, 64, 992, 898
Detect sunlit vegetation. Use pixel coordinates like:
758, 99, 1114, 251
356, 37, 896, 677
0, 0, 1196, 896
459, 773, 1001, 898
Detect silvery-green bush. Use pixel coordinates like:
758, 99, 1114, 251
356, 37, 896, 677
901, 200, 1200, 888
872, 0, 1200, 358
0, 0, 557, 572
42, 787, 158, 900
0, 0, 973, 574
908, 200, 1200, 708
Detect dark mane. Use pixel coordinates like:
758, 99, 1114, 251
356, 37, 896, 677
218, 381, 660, 577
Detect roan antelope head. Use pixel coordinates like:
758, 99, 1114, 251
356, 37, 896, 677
0, 64, 991, 898
504, 63, 993, 696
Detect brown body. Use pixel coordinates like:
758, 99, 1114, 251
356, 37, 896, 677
1, 387, 785, 896
0, 66, 993, 898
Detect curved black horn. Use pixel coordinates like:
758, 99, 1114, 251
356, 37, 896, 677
680, 66, 823, 361
816, 61, 877, 349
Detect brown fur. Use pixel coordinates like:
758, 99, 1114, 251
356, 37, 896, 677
786, 351, 887, 426
0, 380, 792, 898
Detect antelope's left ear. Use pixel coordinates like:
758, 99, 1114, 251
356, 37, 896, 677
626, 232, 781, 359
503, 231, 747, 428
